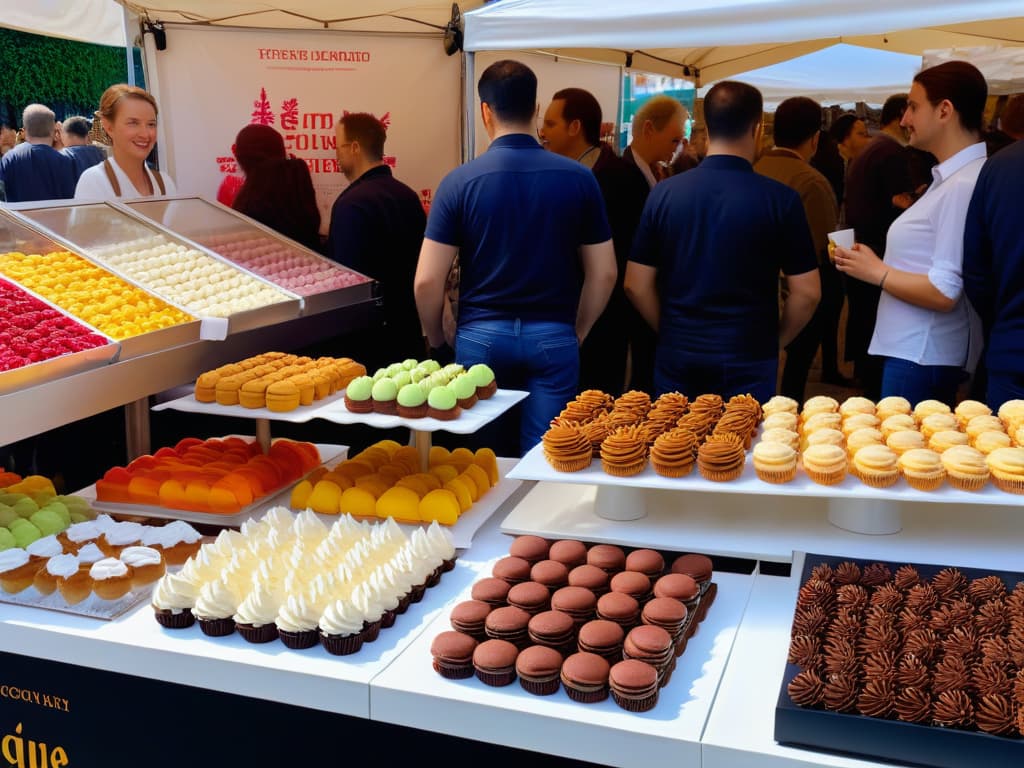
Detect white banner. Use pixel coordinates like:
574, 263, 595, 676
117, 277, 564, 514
152, 25, 462, 232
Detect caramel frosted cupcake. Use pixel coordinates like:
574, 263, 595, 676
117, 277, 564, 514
763, 412, 798, 433
689, 394, 724, 422
542, 423, 593, 472
697, 433, 746, 482
841, 412, 880, 437
985, 446, 1024, 494
713, 410, 758, 448
800, 411, 842, 436
880, 414, 918, 440
839, 396, 876, 418
928, 429, 969, 453
920, 412, 959, 441
886, 429, 925, 456
762, 395, 798, 416
600, 426, 648, 477
912, 399, 952, 424
941, 445, 989, 491
761, 427, 800, 452
846, 427, 884, 460
753, 441, 797, 484
650, 428, 697, 478
852, 444, 899, 488
975, 430, 1012, 455
801, 395, 839, 419
580, 417, 612, 458
898, 448, 945, 491
801, 444, 848, 486
954, 399, 991, 428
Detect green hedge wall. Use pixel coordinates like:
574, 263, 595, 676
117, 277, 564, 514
0, 27, 144, 128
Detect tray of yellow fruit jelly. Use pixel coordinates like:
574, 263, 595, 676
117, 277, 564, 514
286, 442, 524, 549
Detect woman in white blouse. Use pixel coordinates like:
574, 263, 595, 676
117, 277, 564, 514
75, 84, 177, 199
834, 61, 988, 406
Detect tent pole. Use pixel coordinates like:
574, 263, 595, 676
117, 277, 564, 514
463, 50, 475, 163
123, 7, 136, 87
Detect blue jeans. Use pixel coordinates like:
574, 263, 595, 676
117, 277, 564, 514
986, 370, 1024, 412
456, 319, 579, 456
880, 357, 964, 406
654, 349, 778, 404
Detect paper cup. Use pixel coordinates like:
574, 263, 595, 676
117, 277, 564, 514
828, 229, 855, 262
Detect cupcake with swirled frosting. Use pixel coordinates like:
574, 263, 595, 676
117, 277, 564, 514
542, 423, 593, 472
697, 433, 745, 482
600, 426, 648, 477
649, 428, 696, 477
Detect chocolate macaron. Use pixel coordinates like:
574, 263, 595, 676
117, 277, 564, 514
492, 556, 532, 586
449, 599, 492, 640
485, 605, 532, 648
609, 659, 660, 712
530, 559, 570, 591
551, 585, 597, 627
471, 577, 511, 608
623, 625, 675, 685
641, 597, 688, 654
516, 644, 563, 696
586, 544, 626, 574
560, 651, 611, 703
527, 609, 576, 654
671, 553, 713, 591
431, 630, 479, 679
610, 570, 652, 605
507, 581, 551, 616
568, 564, 610, 596
509, 535, 550, 564
625, 549, 665, 579
577, 619, 625, 665
473, 638, 519, 686
596, 591, 640, 631
548, 539, 588, 569
653, 573, 700, 612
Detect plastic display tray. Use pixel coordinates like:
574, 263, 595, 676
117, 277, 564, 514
774, 552, 1024, 768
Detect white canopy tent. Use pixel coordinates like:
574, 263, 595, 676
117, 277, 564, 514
463, 0, 1024, 84
2, 1, 127, 47
699, 43, 923, 110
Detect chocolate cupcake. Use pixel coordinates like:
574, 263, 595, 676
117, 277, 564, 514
492, 556, 532, 586
610, 570, 652, 605
609, 659, 660, 712
586, 544, 626, 574
577, 619, 625, 665
530, 559, 570, 591
450, 599, 492, 640
471, 577, 511, 607
548, 540, 588, 569
625, 549, 665, 580
560, 651, 611, 703
431, 630, 479, 679
527, 609, 576, 654
484, 605, 532, 648
596, 591, 640, 631
509, 535, 550, 564
507, 581, 551, 616
568, 564, 610, 596
516, 644, 563, 696
473, 639, 519, 686
551, 585, 598, 627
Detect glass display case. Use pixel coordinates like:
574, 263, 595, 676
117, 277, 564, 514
7, 201, 302, 339
119, 196, 375, 317
0, 207, 195, 365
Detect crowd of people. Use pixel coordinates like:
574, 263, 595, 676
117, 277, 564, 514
2, 62, 1024, 460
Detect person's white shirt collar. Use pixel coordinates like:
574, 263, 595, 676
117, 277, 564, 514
931, 142, 987, 186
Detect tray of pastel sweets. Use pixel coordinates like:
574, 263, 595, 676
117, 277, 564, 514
117, 196, 376, 317
775, 552, 1024, 768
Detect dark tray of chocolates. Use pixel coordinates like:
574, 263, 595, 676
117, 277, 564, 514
775, 552, 1024, 768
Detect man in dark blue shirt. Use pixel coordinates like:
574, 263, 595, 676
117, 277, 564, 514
327, 112, 426, 370
963, 138, 1024, 408
60, 116, 107, 183
0, 104, 75, 203
415, 60, 616, 455
625, 81, 820, 402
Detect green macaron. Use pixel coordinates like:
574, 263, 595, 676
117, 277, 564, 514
397, 384, 427, 408
371, 378, 399, 402
427, 385, 457, 411
346, 375, 374, 401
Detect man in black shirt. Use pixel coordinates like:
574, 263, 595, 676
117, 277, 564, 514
327, 112, 427, 370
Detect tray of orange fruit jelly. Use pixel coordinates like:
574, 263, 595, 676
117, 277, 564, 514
84, 436, 347, 525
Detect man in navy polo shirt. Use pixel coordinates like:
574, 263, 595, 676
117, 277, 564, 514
415, 59, 616, 455
0, 104, 74, 203
963, 138, 1024, 407
624, 81, 820, 402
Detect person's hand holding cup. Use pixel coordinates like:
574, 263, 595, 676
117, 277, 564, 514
827, 228, 855, 264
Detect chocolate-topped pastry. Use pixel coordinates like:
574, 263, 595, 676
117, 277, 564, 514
492, 556, 532, 586
797, 580, 835, 612
902, 628, 939, 665
860, 563, 892, 587
788, 635, 820, 667
642, 597, 687, 639
895, 686, 932, 723
670, 553, 712, 585
530, 559, 570, 591
833, 561, 862, 585
975, 600, 1009, 636
857, 621, 900, 656
869, 583, 904, 612
508, 535, 550, 564
822, 673, 859, 712
942, 626, 979, 659
826, 610, 862, 645
809, 563, 834, 583
857, 678, 895, 718
449, 600, 492, 640
471, 577, 511, 607
933, 656, 971, 694
893, 564, 921, 590
791, 605, 829, 637
929, 599, 973, 633
484, 606, 532, 649
586, 544, 626, 574
975, 693, 1016, 734
862, 650, 897, 681
905, 583, 939, 614
967, 575, 1007, 605
568, 564, 610, 595
823, 639, 859, 677
836, 584, 868, 613
982, 636, 1012, 666
547, 539, 587, 569
898, 606, 929, 635
473, 639, 519, 687
577, 619, 625, 665
611, 571, 653, 605
974, 662, 1013, 698
550, 586, 597, 626
932, 690, 974, 728
516, 644, 563, 697
787, 669, 824, 706
932, 567, 969, 600
652, 573, 697, 609
897, 655, 931, 689
609, 659, 660, 712
626, 549, 665, 579
623, 625, 674, 684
